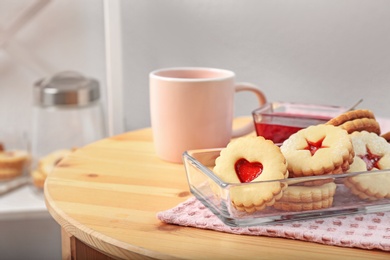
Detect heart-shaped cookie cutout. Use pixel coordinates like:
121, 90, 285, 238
235, 158, 263, 183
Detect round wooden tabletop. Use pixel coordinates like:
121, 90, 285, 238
44, 123, 390, 259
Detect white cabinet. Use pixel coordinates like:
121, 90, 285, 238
0, 186, 61, 259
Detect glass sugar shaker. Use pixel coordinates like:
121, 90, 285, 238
31, 71, 107, 161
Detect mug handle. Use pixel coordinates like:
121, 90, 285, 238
231, 82, 267, 138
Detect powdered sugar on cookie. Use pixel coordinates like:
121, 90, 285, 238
280, 124, 354, 177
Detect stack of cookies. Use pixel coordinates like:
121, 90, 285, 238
213, 108, 390, 213
344, 131, 390, 200
214, 136, 288, 213
277, 124, 354, 211
327, 110, 390, 201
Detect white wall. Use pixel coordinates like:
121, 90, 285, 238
0, 0, 106, 134
121, 0, 390, 131
2, 0, 390, 133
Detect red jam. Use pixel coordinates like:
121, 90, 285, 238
255, 123, 302, 143
254, 112, 332, 143
235, 158, 263, 183
304, 137, 328, 156
359, 148, 381, 170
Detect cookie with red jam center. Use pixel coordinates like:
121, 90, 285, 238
280, 124, 354, 177
213, 136, 288, 213
345, 131, 390, 200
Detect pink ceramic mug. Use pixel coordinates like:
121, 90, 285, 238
149, 67, 267, 163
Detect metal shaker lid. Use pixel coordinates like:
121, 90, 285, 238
34, 71, 100, 107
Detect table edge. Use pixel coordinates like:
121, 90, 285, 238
43, 142, 178, 260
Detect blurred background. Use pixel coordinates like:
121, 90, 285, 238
0, 0, 104, 259
122, 0, 390, 130
1, 0, 389, 259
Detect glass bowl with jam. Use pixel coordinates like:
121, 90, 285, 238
252, 102, 346, 144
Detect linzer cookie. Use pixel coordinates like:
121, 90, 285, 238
273, 181, 336, 211
274, 197, 334, 212
344, 131, 390, 200
326, 109, 381, 135
213, 136, 288, 213
347, 131, 390, 172
344, 176, 390, 201
231, 182, 286, 213
280, 124, 354, 177
275, 181, 336, 203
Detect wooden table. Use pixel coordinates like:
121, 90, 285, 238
45, 119, 390, 260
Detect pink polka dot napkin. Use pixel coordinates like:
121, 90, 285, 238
157, 197, 390, 251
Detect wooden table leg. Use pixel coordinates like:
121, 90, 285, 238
61, 228, 74, 260
61, 228, 115, 260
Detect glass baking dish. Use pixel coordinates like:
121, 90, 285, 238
252, 102, 346, 143
183, 148, 390, 227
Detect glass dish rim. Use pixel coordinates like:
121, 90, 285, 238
183, 148, 390, 187
252, 101, 346, 120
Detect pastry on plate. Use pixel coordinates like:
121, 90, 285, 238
0, 149, 30, 180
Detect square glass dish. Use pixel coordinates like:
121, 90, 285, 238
183, 148, 390, 227
252, 102, 346, 143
